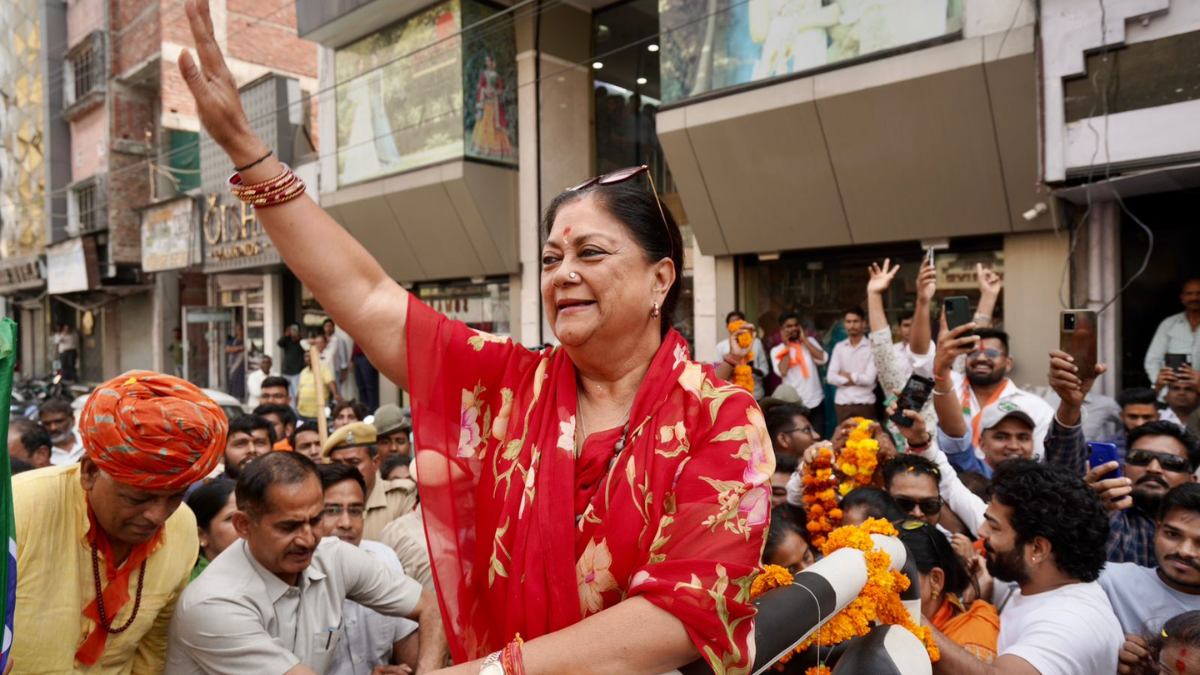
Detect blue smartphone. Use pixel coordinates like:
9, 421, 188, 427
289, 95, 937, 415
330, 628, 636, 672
1087, 442, 1122, 478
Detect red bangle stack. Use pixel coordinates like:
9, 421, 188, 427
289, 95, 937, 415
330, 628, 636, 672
501, 634, 526, 675
227, 164, 306, 208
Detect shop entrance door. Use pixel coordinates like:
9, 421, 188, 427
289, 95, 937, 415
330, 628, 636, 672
182, 306, 233, 391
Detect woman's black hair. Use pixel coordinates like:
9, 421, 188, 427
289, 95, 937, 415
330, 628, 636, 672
332, 400, 371, 423
896, 520, 971, 599
764, 506, 810, 564
839, 487, 906, 523
1148, 610, 1200, 667
185, 479, 237, 532
541, 180, 684, 335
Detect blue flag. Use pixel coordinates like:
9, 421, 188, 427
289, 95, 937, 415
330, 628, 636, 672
0, 318, 18, 673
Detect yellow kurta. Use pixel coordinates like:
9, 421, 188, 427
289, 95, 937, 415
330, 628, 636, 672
12, 465, 197, 675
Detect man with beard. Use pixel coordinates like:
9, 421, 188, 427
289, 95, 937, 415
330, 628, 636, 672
1046, 348, 1200, 567
1144, 278, 1200, 384
223, 413, 276, 481
826, 307, 877, 424
167, 452, 447, 675
39, 397, 85, 465
12, 372, 228, 673
930, 459, 1122, 675
940, 327, 1054, 460
318, 463, 419, 675
1100, 484, 1200, 675
769, 312, 827, 435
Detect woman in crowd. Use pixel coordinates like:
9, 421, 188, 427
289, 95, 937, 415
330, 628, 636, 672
181, 2, 771, 672
331, 399, 371, 430
896, 519, 1000, 663
183, 480, 239, 581
1136, 610, 1200, 675
763, 506, 815, 575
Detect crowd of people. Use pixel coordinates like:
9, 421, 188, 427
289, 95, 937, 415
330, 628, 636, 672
7, 3, 1199, 674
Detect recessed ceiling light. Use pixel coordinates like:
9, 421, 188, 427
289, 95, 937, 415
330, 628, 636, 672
647, 44, 659, 52
637, 77, 647, 85
592, 62, 604, 69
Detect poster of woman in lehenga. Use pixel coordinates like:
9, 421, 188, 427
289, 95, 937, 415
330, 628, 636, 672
467, 53, 514, 161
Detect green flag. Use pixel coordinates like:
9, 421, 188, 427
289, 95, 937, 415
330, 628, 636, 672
0, 318, 18, 671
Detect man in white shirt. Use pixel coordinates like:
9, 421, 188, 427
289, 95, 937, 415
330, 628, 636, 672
769, 311, 828, 437
318, 463, 419, 675
825, 307, 877, 424
944, 327, 1054, 460
166, 451, 447, 675
323, 319, 351, 386
1102, 483, 1200, 675
930, 459, 1122, 675
1144, 278, 1200, 383
247, 354, 272, 409
38, 398, 85, 465
716, 311, 770, 400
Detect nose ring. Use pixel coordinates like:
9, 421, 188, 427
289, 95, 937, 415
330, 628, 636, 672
569, 272, 578, 280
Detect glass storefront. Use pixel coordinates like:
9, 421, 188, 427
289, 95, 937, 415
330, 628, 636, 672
333, 0, 518, 187
741, 237, 1004, 343
659, 0, 964, 104
415, 279, 512, 336
593, 0, 694, 352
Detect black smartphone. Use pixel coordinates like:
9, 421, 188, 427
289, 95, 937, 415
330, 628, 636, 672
944, 296, 973, 336
890, 374, 935, 428
1166, 353, 1191, 372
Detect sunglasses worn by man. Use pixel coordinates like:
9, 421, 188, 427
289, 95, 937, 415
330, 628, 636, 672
894, 495, 944, 516
1128, 449, 1192, 474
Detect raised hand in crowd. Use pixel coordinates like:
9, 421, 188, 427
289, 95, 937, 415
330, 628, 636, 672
884, 394, 932, 451
931, 319, 979, 438
1177, 363, 1200, 390
1047, 349, 1109, 417
866, 259, 900, 334
910, 259, 937, 357
1155, 366, 1179, 391
715, 323, 756, 381
975, 263, 1002, 328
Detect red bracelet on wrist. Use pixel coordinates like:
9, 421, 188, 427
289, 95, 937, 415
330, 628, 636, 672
933, 371, 950, 382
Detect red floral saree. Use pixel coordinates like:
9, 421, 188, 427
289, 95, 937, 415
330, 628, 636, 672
407, 296, 773, 675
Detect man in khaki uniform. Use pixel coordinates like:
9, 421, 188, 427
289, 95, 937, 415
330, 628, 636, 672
323, 422, 418, 541
380, 461, 434, 594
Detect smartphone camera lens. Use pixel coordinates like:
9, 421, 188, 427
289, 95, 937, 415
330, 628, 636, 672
1063, 314, 1076, 330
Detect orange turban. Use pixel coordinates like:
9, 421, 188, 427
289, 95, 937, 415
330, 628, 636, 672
79, 370, 228, 490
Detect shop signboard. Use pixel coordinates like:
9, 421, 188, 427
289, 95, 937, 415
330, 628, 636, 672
46, 237, 99, 295
660, 0, 964, 104
0, 255, 45, 294
141, 197, 199, 272
935, 253, 1005, 290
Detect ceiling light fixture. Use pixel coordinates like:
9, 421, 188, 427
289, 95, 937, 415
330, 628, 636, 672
592, 62, 604, 69
637, 77, 647, 85
647, 44, 659, 52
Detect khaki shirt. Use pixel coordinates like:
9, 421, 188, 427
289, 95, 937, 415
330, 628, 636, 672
362, 474, 417, 542
165, 538, 423, 675
12, 465, 196, 675
379, 506, 434, 594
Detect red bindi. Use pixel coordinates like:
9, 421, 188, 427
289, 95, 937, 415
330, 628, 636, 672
1178, 658, 1187, 675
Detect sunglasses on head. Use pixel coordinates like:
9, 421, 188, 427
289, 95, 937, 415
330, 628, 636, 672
568, 165, 673, 259
893, 496, 943, 517
1128, 449, 1192, 474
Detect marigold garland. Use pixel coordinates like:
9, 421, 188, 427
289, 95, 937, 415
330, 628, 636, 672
839, 418, 879, 491
751, 564, 795, 599
801, 446, 840, 548
727, 320, 756, 392
777, 519, 939, 669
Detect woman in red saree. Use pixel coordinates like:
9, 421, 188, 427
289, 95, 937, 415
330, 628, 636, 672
180, 3, 773, 673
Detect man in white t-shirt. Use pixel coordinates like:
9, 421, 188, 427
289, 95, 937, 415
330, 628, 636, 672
769, 311, 828, 437
1102, 483, 1200, 675
930, 459, 1122, 675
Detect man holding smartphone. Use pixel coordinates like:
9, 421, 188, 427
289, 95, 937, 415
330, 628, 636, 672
1144, 278, 1200, 385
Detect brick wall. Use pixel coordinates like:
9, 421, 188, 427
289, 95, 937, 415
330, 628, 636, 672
111, 0, 161, 76
227, 0, 317, 78
107, 150, 150, 263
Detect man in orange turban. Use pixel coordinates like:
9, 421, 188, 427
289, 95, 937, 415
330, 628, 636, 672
10, 371, 228, 674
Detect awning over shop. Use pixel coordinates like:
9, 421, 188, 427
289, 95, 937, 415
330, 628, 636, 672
321, 160, 518, 283
657, 28, 1045, 256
